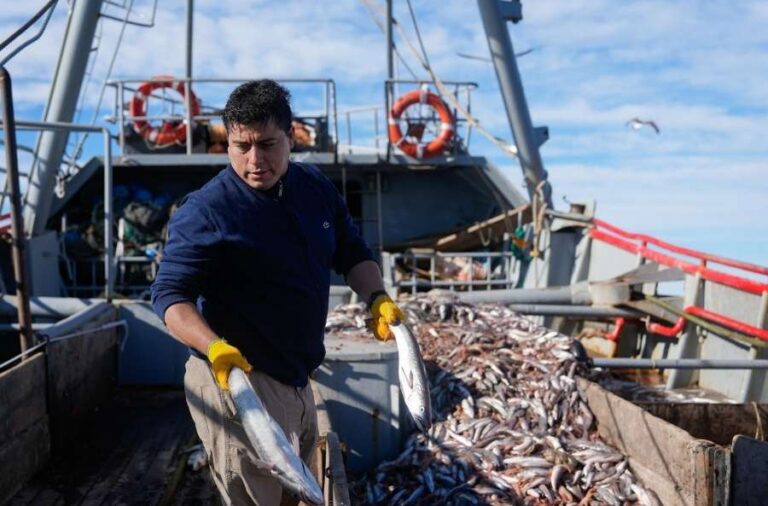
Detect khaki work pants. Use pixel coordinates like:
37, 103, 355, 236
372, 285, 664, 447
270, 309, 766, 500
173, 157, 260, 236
184, 355, 319, 506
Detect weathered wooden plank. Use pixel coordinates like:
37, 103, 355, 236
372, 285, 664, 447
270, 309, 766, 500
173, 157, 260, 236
310, 380, 331, 485
72, 396, 166, 505
0, 417, 50, 505
46, 321, 118, 452
0, 353, 47, 448
100, 404, 188, 505
639, 402, 768, 446
731, 435, 768, 506
325, 432, 351, 506
578, 378, 728, 506
6, 389, 202, 506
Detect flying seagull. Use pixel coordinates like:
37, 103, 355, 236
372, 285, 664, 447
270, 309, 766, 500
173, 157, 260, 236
456, 47, 536, 63
626, 118, 660, 134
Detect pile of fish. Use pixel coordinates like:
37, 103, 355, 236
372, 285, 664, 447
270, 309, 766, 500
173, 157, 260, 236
327, 294, 661, 505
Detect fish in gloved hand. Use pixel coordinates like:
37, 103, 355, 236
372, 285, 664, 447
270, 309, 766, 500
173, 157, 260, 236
368, 291, 432, 431
390, 322, 433, 432
228, 367, 324, 506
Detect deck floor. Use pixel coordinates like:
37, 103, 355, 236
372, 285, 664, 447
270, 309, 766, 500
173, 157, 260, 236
8, 388, 218, 506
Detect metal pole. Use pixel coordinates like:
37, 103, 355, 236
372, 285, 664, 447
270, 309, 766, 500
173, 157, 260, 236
0, 67, 34, 354
506, 304, 638, 318
185, 0, 193, 155
23, 0, 104, 236
117, 81, 125, 154
456, 284, 592, 305
386, 0, 394, 81
476, 0, 552, 208
186, 0, 193, 81
102, 129, 113, 300
592, 358, 768, 370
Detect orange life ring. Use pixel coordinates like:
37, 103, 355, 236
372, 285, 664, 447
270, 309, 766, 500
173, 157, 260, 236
129, 76, 200, 146
388, 89, 454, 158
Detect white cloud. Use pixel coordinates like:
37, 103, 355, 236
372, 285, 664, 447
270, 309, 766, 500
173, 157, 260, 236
0, 0, 765, 264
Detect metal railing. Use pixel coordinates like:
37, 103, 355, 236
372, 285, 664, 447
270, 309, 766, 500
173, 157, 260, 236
338, 105, 383, 154
385, 250, 521, 294
589, 218, 768, 399
0, 119, 116, 299
106, 77, 339, 158
385, 79, 478, 160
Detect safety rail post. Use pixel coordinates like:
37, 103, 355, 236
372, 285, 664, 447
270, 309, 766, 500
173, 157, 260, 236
738, 290, 768, 401
666, 271, 704, 389
346, 112, 352, 154
329, 80, 339, 167
117, 81, 125, 154
103, 128, 114, 300
385, 81, 392, 163
8, 120, 114, 300
0, 67, 34, 355
184, 79, 193, 155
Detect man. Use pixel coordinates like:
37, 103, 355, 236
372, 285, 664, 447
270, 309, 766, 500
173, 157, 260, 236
151, 80, 402, 505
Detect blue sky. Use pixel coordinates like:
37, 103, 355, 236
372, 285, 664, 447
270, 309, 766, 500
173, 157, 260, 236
1, 0, 766, 267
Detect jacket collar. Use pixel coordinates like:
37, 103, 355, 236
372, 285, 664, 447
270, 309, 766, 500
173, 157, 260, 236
225, 162, 293, 201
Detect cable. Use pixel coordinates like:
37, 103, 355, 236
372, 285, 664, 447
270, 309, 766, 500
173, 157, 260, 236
0, 0, 59, 65
359, 0, 419, 80
61, 0, 136, 190
405, 0, 430, 71
0, 1, 59, 214
394, 0, 520, 159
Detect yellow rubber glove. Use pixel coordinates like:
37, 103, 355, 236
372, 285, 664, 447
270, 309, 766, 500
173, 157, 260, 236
369, 292, 405, 341
207, 339, 253, 391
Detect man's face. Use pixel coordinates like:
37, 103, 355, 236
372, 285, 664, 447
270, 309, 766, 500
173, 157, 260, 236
227, 121, 292, 191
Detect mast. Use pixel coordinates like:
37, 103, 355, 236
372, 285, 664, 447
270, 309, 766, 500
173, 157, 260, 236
476, 0, 552, 208
23, 0, 104, 236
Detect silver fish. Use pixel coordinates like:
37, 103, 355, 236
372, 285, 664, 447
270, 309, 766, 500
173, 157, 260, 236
390, 321, 432, 431
228, 367, 323, 505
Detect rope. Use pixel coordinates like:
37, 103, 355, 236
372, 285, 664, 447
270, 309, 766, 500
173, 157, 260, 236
531, 181, 549, 287
359, 0, 418, 80
405, 0, 431, 70
363, 0, 521, 160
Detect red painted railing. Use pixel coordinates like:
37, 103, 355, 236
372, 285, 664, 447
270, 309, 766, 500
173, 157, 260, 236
590, 219, 768, 341
685, 306, 768, 341
590, 229, 768, 296
593, 218, 768, 277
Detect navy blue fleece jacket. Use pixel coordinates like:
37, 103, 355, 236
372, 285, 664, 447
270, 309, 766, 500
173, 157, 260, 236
151, 162, 373, 386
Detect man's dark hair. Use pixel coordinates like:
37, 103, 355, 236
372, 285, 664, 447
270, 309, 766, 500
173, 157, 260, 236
222, 80, 293, 133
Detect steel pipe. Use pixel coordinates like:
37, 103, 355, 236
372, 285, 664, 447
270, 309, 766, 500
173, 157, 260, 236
457, 283, 591, 305
507, 304, 638, 318
591, 358, 768, 370
0, 296, 104, 317
0, 67, 34, 354
0, 323, 53, 331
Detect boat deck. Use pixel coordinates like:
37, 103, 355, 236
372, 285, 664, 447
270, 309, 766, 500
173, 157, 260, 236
8, 388, 217, 506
